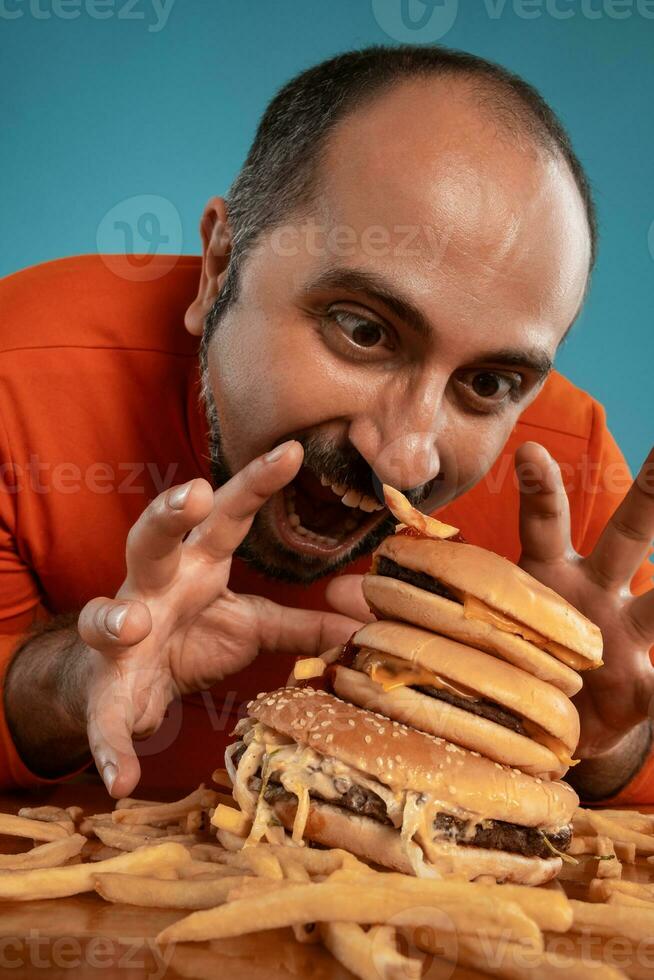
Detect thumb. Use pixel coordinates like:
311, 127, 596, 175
325, 574, 376, 623
87, 677, 142, 798
515, 441, 572, 564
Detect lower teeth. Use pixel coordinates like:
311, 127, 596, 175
284, 489, 349, 547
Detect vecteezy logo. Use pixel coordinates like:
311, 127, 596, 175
371, 0, 459, 42
96, 194, 183, 281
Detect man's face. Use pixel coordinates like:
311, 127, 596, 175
202, 78, 591, 583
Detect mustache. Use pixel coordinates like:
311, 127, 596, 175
294, 433, 439, 509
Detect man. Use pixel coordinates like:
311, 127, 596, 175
1, 46, 653, 803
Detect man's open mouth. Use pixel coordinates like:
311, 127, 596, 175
271, 464, 388, 557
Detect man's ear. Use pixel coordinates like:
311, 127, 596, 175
185, 197, 233, 337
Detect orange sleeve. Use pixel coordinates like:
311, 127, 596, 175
576, 402, 654, 804
0, 414, 87, 788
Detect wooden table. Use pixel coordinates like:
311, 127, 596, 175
0, 781, 650, 979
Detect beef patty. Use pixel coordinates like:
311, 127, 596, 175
257, 774, 571, 860
413, 686, 526, 735
376, 556, 461, 603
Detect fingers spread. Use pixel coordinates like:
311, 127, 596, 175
249, 596, 361, 658
78, 598, 152, 653
187, 440, 303, 562
516, 442, 572, 564
586, 446, 654, 590
325, 575, 376, 624
126, 479, 215, 591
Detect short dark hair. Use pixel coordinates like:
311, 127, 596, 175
203, 44, 596, 346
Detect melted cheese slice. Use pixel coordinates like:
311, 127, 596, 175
356, 648, 478, 700
463, 595, 595, 671
355, 649, 578, 769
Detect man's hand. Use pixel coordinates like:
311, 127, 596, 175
514, 441, 654, 793
6, 441, 361, 799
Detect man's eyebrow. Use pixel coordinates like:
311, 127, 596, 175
305, 267, 553, 378
304, 267, 433, 339
477, 348, 553, 378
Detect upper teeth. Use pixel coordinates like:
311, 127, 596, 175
319, 474, 384, 512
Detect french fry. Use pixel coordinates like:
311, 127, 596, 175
115, 797, 161, 810
0, 812, 72, 842
177, 861, 244, 880
94, 824, 197, 852
239, 848, 283, 880
17, 806, 76, 833
588, 878, 654, 902
292, 658, 326, 681
322, 922, 422, 980
569, 897, 654, 941
215, 827, 248, 851
225, 878, 296, 901
607, 892, 654, 908
569, 835, 599, 855
581, 811, 654, 855
409, 928, 627, 980
211, 767, 233, 787
156, 880, 542, 948
220, 843, 365, 877
613, 841, 636, 863
0, 834, 85, 870
0, 841, 190, 901
183, 809, 203, 835
327, 868, 572, 933
190, 843, 233, 864
211, 804, 251, 838
95, 872, 251, 909
112, 786, 216, 826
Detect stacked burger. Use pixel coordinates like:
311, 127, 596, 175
226, 488, 603, 885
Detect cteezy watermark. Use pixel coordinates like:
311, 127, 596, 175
371, 0, 654, 42
0, 0, 176, 31
371, 0, 460, 41
96, 194, 183, 281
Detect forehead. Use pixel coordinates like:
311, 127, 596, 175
308, 76, 590, 342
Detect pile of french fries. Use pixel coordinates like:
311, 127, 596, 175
1, 778, 654, 980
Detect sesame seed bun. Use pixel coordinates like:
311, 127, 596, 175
247, 687, 578, 830
373, 535, 602, 668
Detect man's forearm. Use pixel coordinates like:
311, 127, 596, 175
3, 617, 92, 778
567, 721, 653, 801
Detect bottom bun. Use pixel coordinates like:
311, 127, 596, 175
271, 797, 561, 886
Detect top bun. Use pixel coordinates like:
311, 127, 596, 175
375, 535, 602, 666
248, 687, 578, 830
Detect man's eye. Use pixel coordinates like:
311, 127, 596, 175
456, 370, 522, 406
331, 310, 390, 350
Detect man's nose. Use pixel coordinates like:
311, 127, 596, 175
371, 430, 441, 493
348, 383, 444, 493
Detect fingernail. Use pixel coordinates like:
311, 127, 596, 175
105, 604, 129, 637
168, 481, 193, 510
265, 440, 297, 464
102, 762, 117, 793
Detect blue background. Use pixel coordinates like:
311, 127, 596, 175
1, 0, 652, 471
